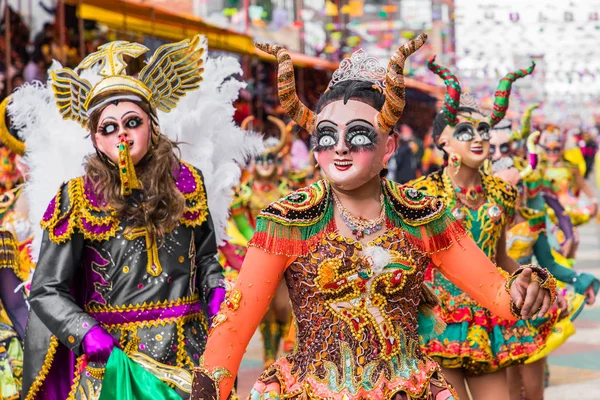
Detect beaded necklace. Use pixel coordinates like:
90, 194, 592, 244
332, 191, 386, 240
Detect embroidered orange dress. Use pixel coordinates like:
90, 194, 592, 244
192, 179, 525, 400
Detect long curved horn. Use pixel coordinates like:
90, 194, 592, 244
241, 115, 255, 131
427, 56, 461, 127
255, 42, 316, 133
265, 115, 289, 157
376, 33, 428, 134
489, 62, 535, 127
520, 103, 540, 139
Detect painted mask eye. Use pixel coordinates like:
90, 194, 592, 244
454, 123, 475, 142
318, 135, 336, 147
101, 124, 117, 135
125, 117, 142, 129
350, 134, 372, 146
456, 131, 474, 141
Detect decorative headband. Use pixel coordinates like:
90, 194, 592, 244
241, 115, 289, 158
427, 57, 535, 128
51, 35, 207, 129
255, 33, 428, 135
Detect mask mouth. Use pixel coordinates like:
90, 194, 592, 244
470, 145, 484, 155
333, 159, 353, 171
116, 140, 134, 148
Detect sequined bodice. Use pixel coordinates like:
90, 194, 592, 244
439, 172, 511, 260
284, 229, 431, 384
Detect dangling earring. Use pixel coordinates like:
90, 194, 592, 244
383, 161, 388, 169
449, 153, 461, 176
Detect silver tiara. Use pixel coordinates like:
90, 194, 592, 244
459, 93, 482, 113
328, 49, 386, 89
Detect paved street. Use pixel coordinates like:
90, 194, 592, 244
237, 208, 600, 399
545, 218, 600, 399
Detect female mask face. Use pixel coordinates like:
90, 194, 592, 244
489, 129, 512, 161
313, 99, 396, 191
544, 142, 563, 163
439, 112, 491, 169
93, 101, 152, 165
253, 154, 278, 179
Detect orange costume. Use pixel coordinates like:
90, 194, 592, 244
191, 179, 552, 399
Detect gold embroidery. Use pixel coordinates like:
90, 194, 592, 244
124, 227, 163, 276
24, 336, 59, 400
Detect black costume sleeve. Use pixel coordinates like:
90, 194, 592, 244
194, 212, 225, 303
28, 184, 98, 355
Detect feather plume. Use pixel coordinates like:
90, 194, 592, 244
154, 55, 263, 245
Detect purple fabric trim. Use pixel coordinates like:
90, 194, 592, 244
53, 214, 71, 236
174, 162, 197, 195
84, 178, 102, 208
89, 300, 203, 326
183, 210, 200, 221
35, 344, 73, 400
81, 217, 114, 235
42, 196, 57, 222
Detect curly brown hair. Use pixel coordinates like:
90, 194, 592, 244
85, 99, 185, 243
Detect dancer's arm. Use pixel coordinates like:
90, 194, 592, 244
428, 226, 555, 321
495, 229, 521, 274
195, 212, 226, 305
193, 246, 291, 399
534, 231, 599, 298
29, 230, 98, 354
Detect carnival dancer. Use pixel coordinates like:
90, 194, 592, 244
489, 110, 576, 258
0, 96, 36, 293
410, 57, 547, 400
16, 35, 261, 399
540, 128, 599, 230
191, 34, 556, 400
0, 231, 27, 400
492, 157, 599, 400
0, 97, 33, 400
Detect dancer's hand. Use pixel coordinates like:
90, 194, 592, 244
556, 293, 570, 321
585, 284, 597, 305
510, 267, 554, 320
207, 287, 227, 322
82, 325, 119, 363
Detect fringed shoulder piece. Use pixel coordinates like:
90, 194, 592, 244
383, 179, 467, 255
519, 207, 546, 233
41, 162, 209, 245
248, 180, 334, 257
176, 161, 209, 228
40, 178, 120, 244
408, 171, 443, 197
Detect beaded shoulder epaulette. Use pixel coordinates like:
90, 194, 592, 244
41, 161, 208, 244
250, 178, 466, 257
